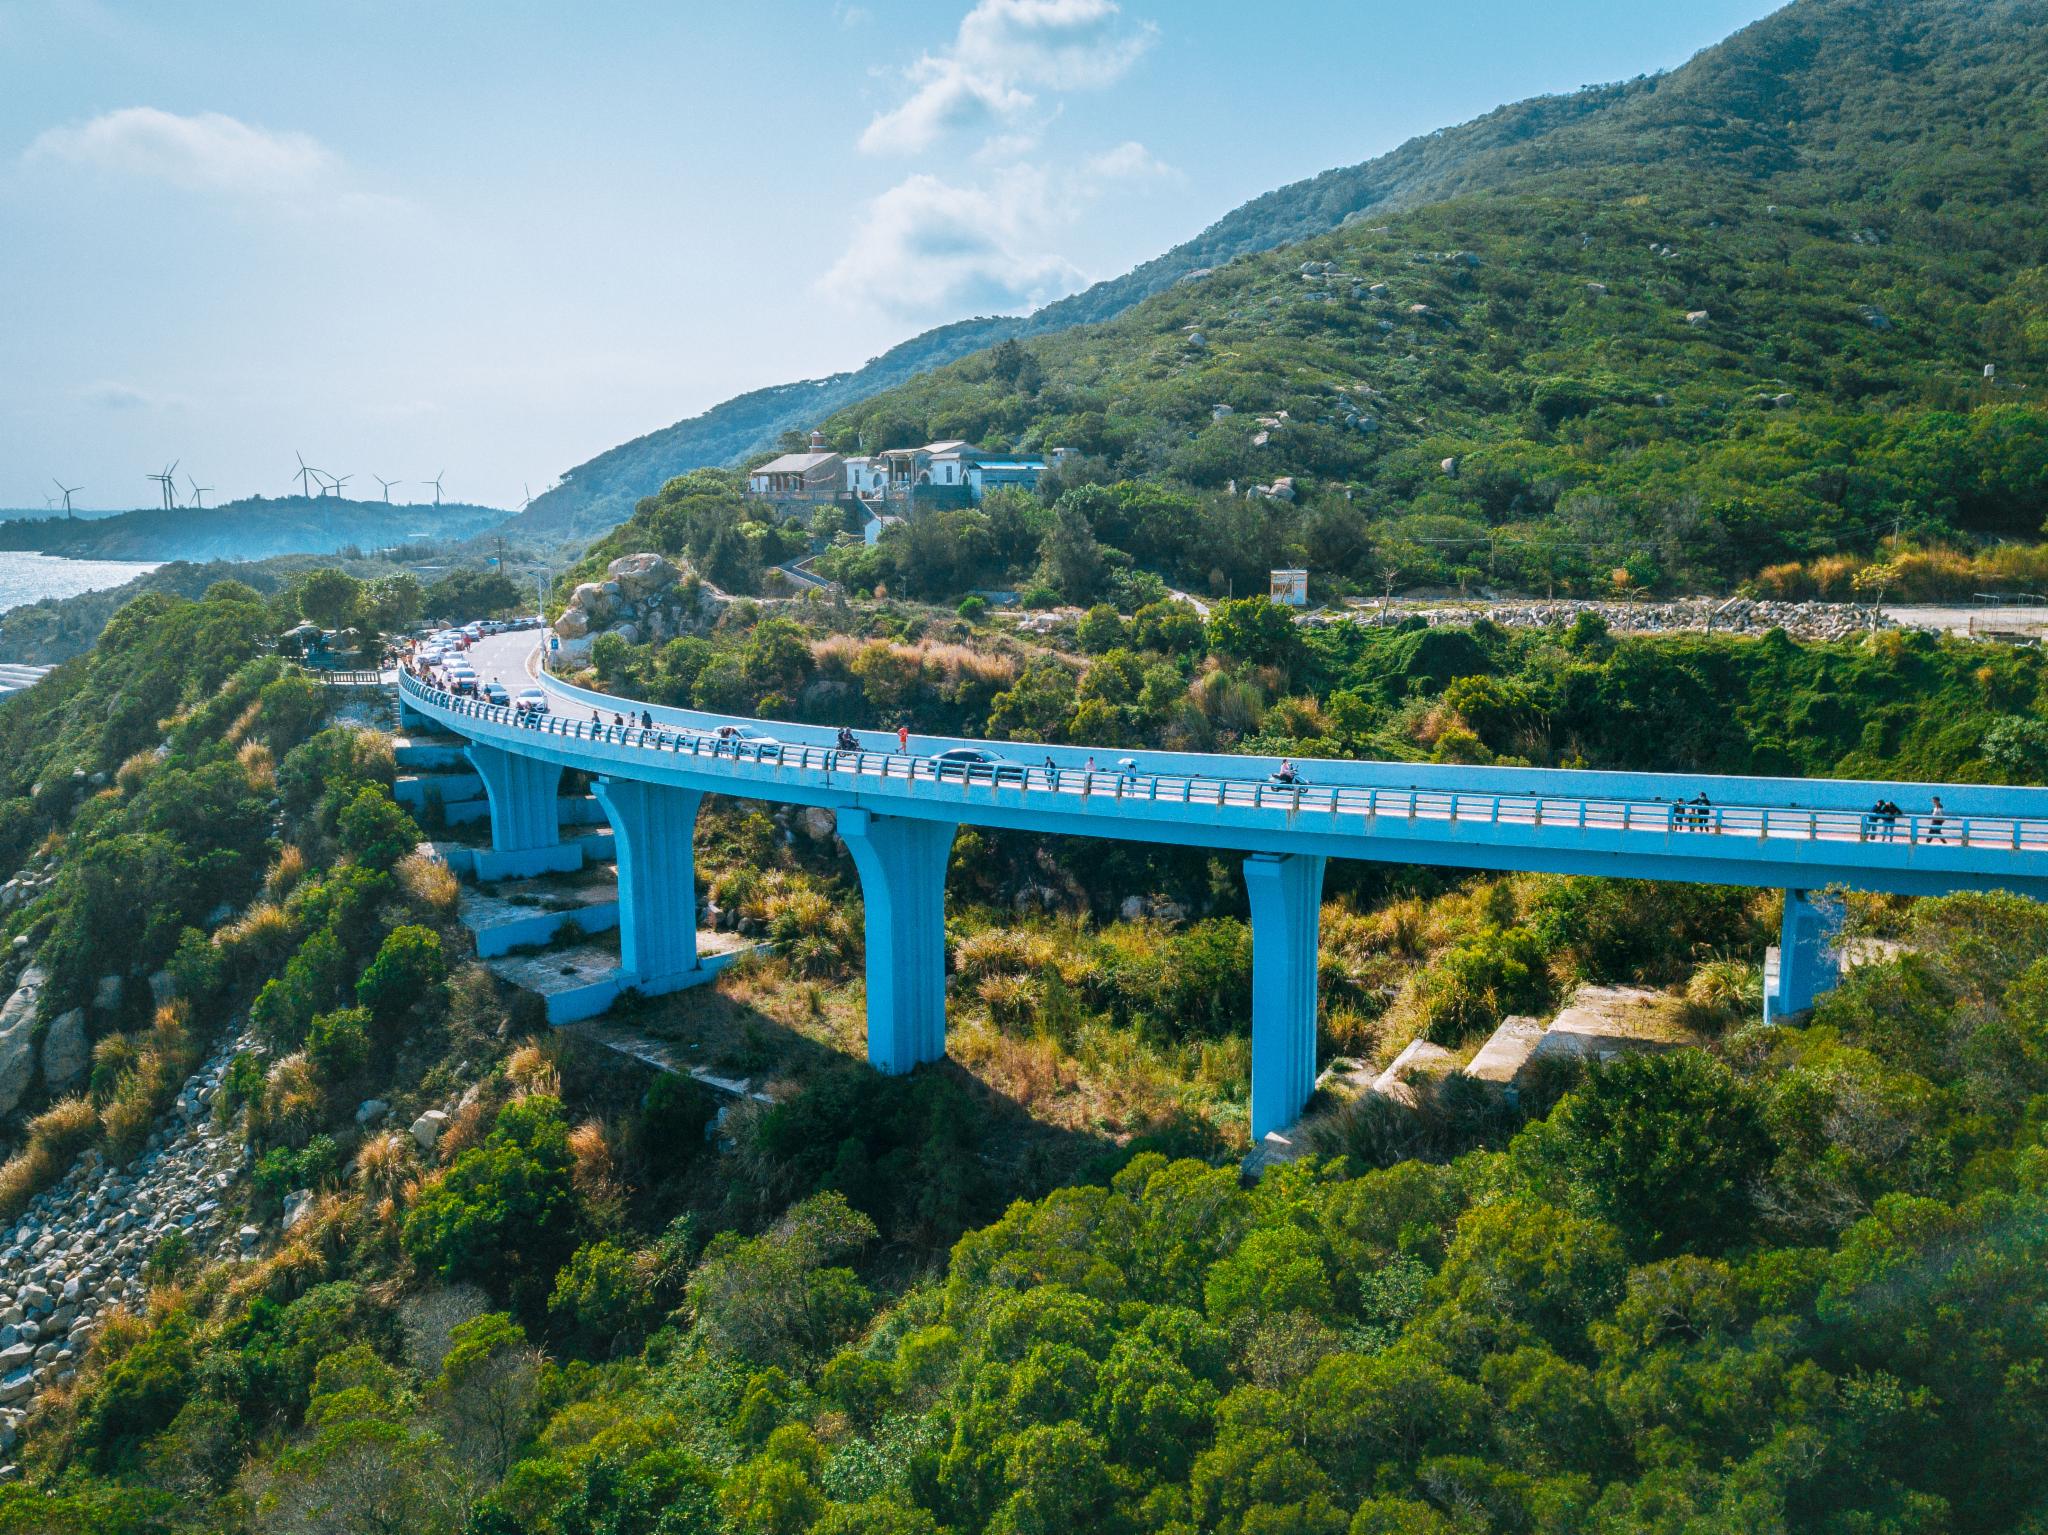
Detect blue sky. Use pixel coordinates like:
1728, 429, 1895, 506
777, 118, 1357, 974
0, 0, 1784, 513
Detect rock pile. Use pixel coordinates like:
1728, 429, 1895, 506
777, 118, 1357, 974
1325, 597, 1892, 642
0, 1032, 252, 1472
551, 554, 727, 662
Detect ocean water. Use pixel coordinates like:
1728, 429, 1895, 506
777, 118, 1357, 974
0, 550, 160, 614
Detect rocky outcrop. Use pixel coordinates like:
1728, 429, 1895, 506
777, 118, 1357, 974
39, 1010, 88, 1094
550, 554, 726, 662
0, 969, 46, 1118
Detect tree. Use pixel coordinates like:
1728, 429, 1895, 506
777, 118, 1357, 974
1076, 604, 1128, 653
356, 925, 448, 1030
365, 574, 425, 633
426, 1312, 542, 1481
1206, 596, 1300, 668
1131, 599, 1206, 655
687, 1192, 877, 1370
293, 569, 367, 632
1549, 1050, 1775, 1256
1038, 500, 1107, 603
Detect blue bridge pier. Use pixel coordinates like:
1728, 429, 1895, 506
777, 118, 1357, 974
400, 661, 2048, 1143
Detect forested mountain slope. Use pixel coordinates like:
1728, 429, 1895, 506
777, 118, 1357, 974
507, 7, 1762, 544
810, 0, 2048, 593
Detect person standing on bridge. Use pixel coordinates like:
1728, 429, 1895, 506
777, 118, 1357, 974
1928, 796, 1947, 843
897, 725, 909, 753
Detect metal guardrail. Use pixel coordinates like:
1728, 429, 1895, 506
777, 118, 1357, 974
304, 668, 393, 686
399, 672, 2048, 855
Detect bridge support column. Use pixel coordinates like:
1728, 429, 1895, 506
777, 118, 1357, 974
591, 779, 703, 984
1244, 852, 1327, 1142
838, 809, 955, 1075
1766, 888, 1845, 1025
466, 744, 571, 878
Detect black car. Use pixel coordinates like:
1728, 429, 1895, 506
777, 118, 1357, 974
930, 746, 1026, 783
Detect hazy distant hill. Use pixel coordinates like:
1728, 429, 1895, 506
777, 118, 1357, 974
0, 495, 505, 562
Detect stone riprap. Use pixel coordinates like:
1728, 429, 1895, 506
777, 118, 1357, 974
0, 1031, 252, 1474
1318, 596, 1893, 642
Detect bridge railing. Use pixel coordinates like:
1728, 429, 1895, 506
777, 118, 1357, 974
399, 672, 2048, 854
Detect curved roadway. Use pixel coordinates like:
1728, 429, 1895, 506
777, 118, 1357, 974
401, 630, 2048, 902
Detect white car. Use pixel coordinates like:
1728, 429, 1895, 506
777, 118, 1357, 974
513, 688, 549, 715
709, 724, 781, 756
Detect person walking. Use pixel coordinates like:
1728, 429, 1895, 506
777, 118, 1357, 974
1928, 795, 1947, 843
897, 724, 909, 754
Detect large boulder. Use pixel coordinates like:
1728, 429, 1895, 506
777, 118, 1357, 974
40, 1010, 88, 1093
607, 552, 678, 599
552, 606, 591, 640
0, 968, 47, 1117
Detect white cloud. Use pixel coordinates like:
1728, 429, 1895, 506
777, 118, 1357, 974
1083, 139, 1174, 181
819, 170, 1084, 319
24, 107, 335, 196
860, 0, 1154, 155
80, 381, 167, 411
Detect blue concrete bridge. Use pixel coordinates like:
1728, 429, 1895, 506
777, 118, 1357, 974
399, 640, 2048, 1140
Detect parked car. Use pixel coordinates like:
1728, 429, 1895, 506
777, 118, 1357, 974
483, 681, 510, 706
929, 746, 1026, 783
513, 688, 550, 715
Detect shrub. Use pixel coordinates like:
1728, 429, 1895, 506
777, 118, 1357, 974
337, 787, 421, 872
1416, 926, 1551, 1045
76, 1309, 199, 1467
548, 1240, 653, 1356
305, 1006, 372, 1080
402, 1095, 582, 1315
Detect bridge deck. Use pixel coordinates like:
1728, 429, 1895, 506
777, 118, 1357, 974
400, 667, 2048, 900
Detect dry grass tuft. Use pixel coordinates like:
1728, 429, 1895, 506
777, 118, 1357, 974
266, 846, 308, 901
225, 698, 264, 747
355, 1131, 420, 1207
237, 740, 276, 791
260, 1053, 325, 1148
115, 749, 161, 794
506, 1041, 561, 1099
396, 850, 460, 915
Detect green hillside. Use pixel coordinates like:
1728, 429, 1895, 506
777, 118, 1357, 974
813, 0, 2048, 595
506, 20, 1719, 544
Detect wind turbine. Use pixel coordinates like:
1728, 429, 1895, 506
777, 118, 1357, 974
425, 471, 444, 507
52, 481, 82, 518
145, 461, 179, 511
293, 452, 322, 499
327, 473, 353, 499
521, 482, 533, 511
374, 475, 401, 503
187, 475, 214, 510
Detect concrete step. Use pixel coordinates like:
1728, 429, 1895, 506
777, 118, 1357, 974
1462, 1015, 1547, 1097
483, 932, 761, 1024
460, 874, 623, 958
395, 771, 485, 809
